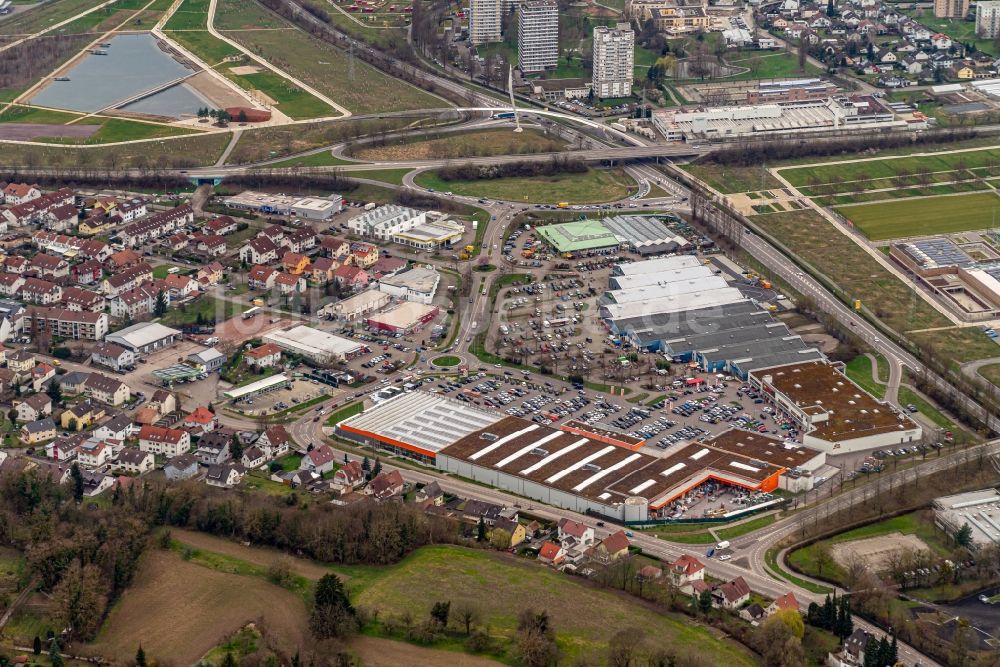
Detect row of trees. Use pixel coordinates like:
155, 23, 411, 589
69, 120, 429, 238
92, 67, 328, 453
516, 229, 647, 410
438, 158, 588, 182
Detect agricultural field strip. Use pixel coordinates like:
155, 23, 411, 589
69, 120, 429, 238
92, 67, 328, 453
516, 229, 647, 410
777, 145, 1000, 188
156, 0, 346, 118
205, 0, 349, 116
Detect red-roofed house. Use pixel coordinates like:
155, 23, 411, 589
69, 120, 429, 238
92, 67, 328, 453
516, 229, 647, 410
3, 183, 40, 205
299, 444, 336, 474
248, 265, 278, 290
557, 518, 595, 546
333, 460, 365, 492
183, 406, 218, 433
367, 469, 404, 501
670, 555, 705, 592
309, 256, 338, 284
333, 265, 369, 290
712, 576, 752, 610
273, 272, 305, 295
590, 530, 630, 564
766, 592, 799, 617
205, 216, 239, 235
538, 541, 565, 566
245, 343, 282, 369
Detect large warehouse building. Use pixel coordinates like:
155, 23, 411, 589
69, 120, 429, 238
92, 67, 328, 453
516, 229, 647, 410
366, 302, 438, 334
604, 256, 825, 378
537, 216, 690, 257
263, 325, 363, 363
104, 322, 181, 354
337, 391, 825, 521
337, 391, 502, 463
748, 361, 922, 453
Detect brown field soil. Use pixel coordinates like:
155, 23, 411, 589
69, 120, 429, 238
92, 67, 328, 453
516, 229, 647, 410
86, 549, 308, 664
350, 636, 505, 667
0, 123, 98, 140
171, 528, 333, 580
352, 128, 565, 162
215, 314, 297, 346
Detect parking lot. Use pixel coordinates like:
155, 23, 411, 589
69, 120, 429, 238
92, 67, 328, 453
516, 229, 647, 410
416, 369, 806, 457
230, 378, 344, 416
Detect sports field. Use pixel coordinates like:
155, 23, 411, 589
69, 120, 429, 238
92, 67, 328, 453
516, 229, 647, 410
835, 191, 1000, 241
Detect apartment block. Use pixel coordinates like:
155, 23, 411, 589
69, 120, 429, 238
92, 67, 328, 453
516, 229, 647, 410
470, 0, 502, 44
592, 23, 634, 99
518, 0, 558, 73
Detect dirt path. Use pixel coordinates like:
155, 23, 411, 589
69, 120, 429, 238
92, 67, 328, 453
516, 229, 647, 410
171, 528, 334, 580
350, 636, 505, 667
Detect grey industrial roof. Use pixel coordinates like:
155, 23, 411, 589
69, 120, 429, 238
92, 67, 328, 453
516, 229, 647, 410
602, 215, 689, 249
600, 288, 745, 320
609, 266, 716, 290
617, 301, 769, 346
701, 335, 810, 366
188, 347, 225, 364
339, 391, 503, 454
612, 255, 703, 276
668, 322, 793, 353
731, 349, 826, 375
603, 275, 729, 304
106, 322, 180, 349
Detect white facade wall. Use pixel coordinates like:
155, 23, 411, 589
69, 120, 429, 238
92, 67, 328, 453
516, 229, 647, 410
470, 0, 502, 44
518, 0, 558, 73
978, 1, 1000, 38
437, 453, 634, 520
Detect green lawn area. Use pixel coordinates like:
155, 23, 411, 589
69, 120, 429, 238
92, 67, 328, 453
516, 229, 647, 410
341, 168, 413, 185
74, 118, 197, 143
715, 514, 776, 541
235, 70, 334, 120
682, 162, 782, 194
163, 0, 210, 30
977, 362, 1000, 389
788, 511, 952, 587
431, 355, 461, 367
0, 106, 87, 124
414, 168, 636, 204
751, 209, 951, 334
152, 264, 180, 279
897, 386, 963, 437
1, 132, 230, 168
159, 296, 246, 326
353, 545, 758, 666
269, 151, 354, 168
166, 28, 241, 64
843, 355, 886, 400
326, 401, 363, 427
475, 41, 517, 66
835, 192, 1000, 241
910, 326, 1000, 371
214, 0, 287, 29
725, 50, 821, 80
0, 106, 197, 143
0, 0, 108, 34
220, 15, 442, 114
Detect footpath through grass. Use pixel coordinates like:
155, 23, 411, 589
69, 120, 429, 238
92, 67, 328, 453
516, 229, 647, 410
414, 168, 636, 204
843, 355, 887, 400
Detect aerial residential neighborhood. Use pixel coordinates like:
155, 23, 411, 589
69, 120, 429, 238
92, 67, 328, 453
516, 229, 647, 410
2, 0, 1000, 660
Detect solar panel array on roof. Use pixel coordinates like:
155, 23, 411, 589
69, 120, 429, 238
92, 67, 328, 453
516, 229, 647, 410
900, 238, 974, 270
